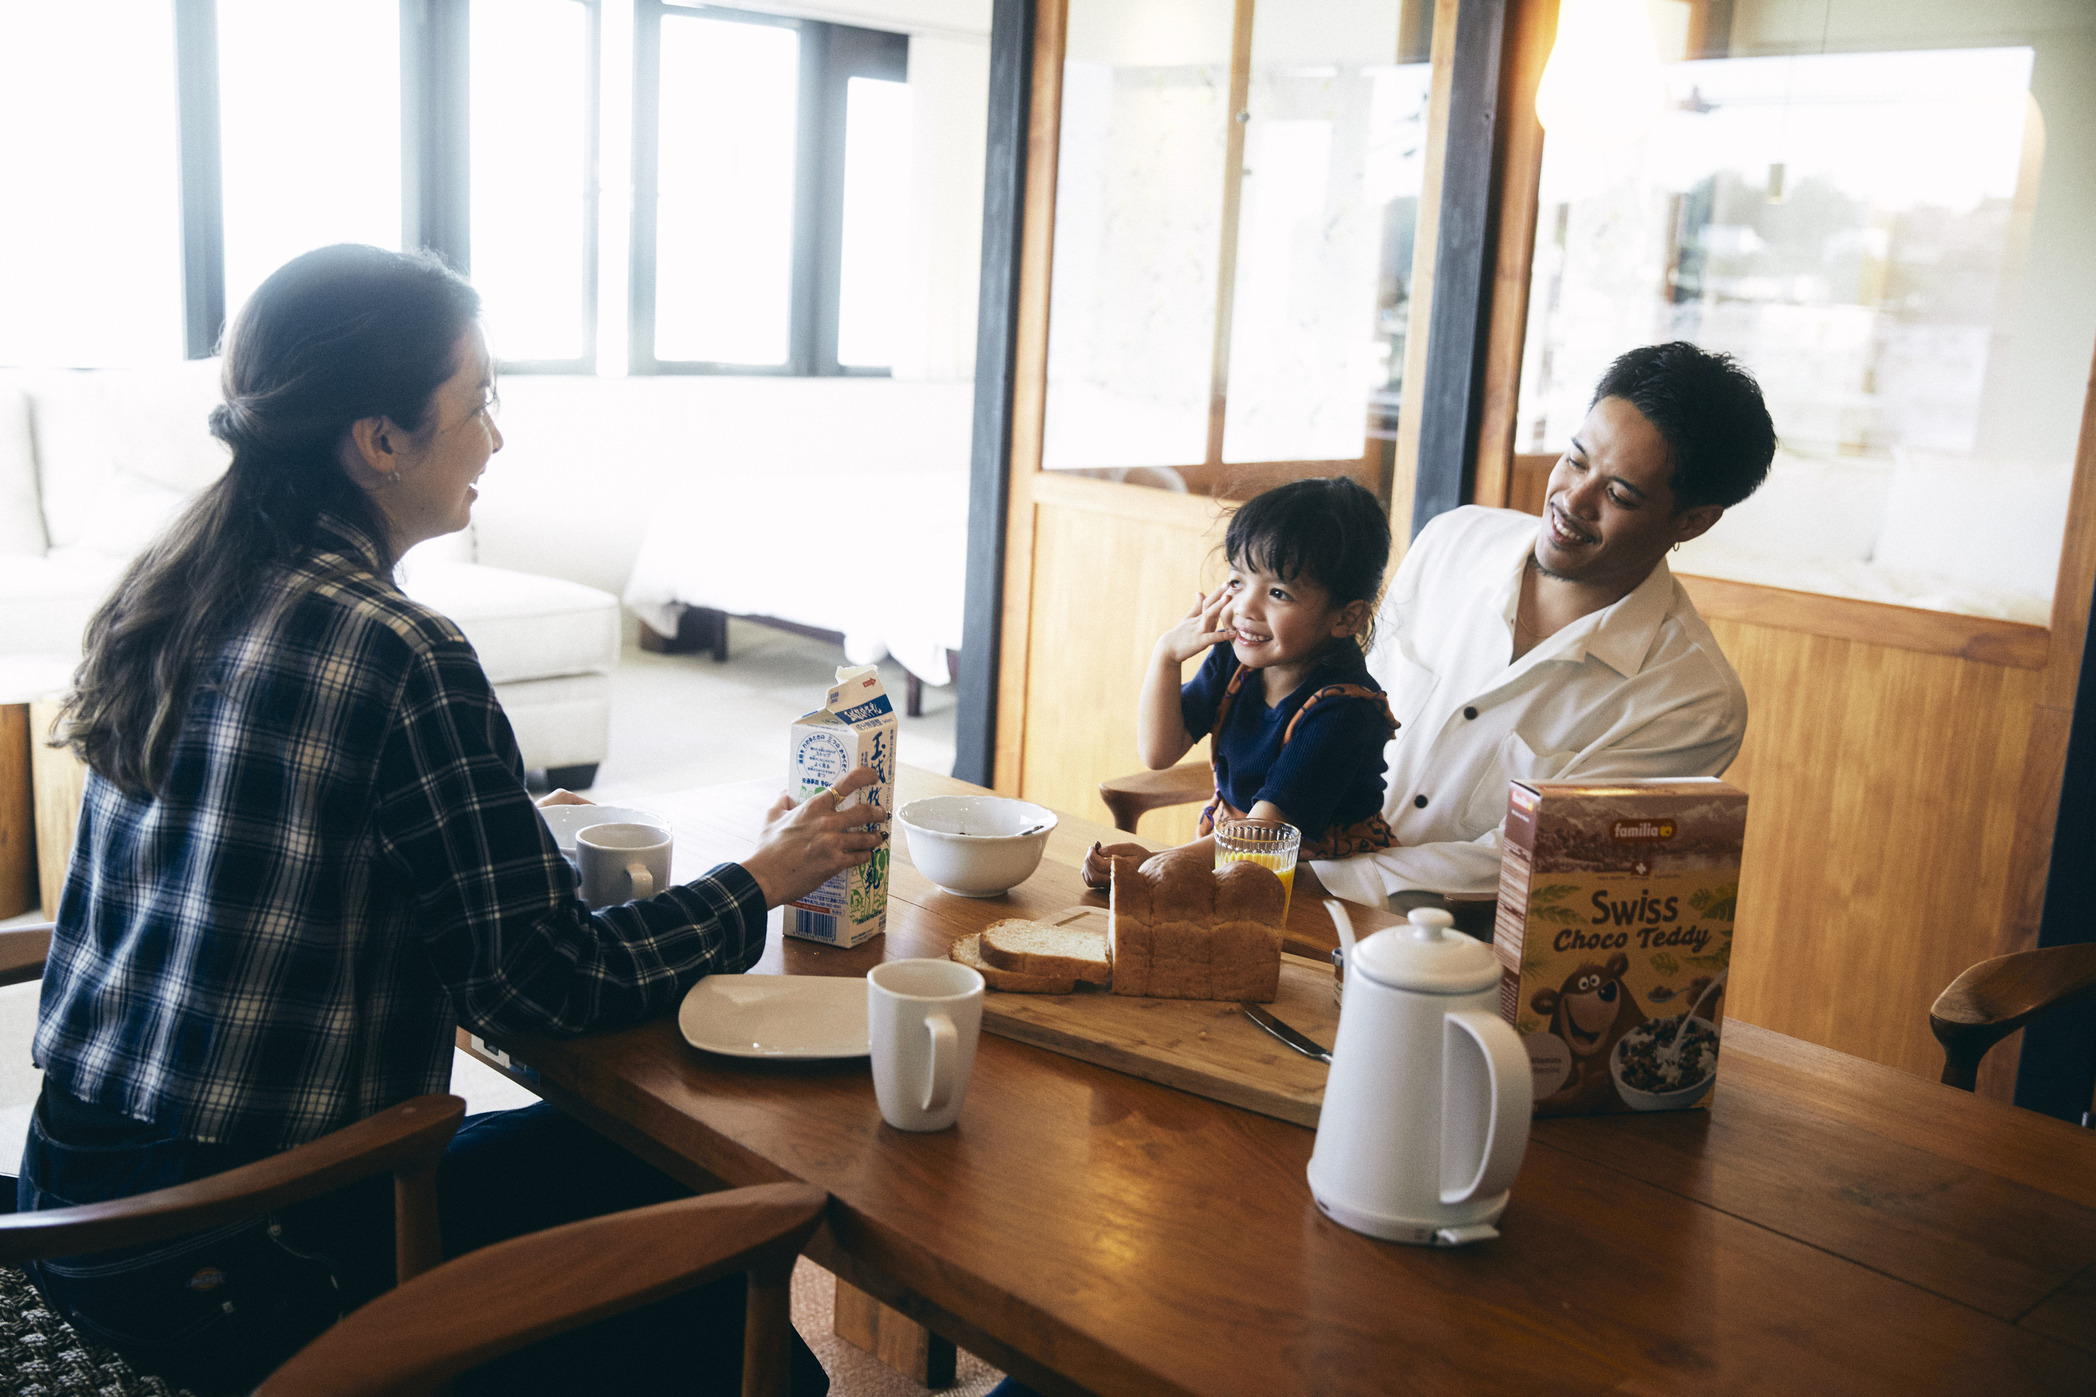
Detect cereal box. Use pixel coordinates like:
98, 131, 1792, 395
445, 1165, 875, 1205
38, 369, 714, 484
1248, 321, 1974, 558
1492, 778, 1747, 1116
784, 665, 898, 947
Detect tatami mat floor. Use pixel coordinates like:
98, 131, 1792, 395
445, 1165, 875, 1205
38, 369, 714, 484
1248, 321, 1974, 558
3, 617, 993, 1395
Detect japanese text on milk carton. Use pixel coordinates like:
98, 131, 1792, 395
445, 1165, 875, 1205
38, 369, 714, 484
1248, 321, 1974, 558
784, 665, 898, 947
1492, 778, 1747, 1116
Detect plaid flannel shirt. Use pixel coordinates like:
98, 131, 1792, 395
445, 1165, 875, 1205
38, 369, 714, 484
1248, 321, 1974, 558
33, 514, 767, 1152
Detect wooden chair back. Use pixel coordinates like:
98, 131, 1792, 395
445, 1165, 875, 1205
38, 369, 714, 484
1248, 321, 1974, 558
0, 1092, 464, 1285
1929, 941, 2096, 1091
1098, 763, 1212, 834
255, 1181, 829, 1397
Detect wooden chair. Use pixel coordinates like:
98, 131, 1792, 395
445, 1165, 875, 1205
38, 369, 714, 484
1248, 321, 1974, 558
1098, 762, 1211, 834
256, 1182, 829, 1397
2, 920, 464, 1285
0, 1092, 464, 1285
1929, 942, 2096, 1091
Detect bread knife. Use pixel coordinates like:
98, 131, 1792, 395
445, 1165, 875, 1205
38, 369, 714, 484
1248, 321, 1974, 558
1240, 1003, 1332, 1064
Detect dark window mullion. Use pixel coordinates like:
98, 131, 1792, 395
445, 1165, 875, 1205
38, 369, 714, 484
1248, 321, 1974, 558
789, 22, 829, 377
401, 0, 471, 271
173, 0, 224, 358
628, 0, 664, 373
576, 0, 602, 373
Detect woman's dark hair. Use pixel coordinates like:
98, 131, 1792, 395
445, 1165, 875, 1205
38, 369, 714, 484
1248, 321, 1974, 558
1591, 341, 1776, 511
61, 244, 481, 796
1224, 477, 1392, 649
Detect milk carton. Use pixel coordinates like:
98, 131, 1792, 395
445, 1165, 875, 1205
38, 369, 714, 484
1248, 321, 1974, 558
1493, 778, 1748, 1116
784, 665, 898, 947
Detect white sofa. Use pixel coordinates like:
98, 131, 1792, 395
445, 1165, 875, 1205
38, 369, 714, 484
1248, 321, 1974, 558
0, 361, 620, 784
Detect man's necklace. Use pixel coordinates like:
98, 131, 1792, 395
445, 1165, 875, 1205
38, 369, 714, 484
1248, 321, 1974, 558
1515, 558, 1544, 639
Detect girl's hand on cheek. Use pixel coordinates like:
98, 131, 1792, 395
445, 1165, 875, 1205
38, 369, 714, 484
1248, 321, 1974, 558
1157, 585, 1233, 666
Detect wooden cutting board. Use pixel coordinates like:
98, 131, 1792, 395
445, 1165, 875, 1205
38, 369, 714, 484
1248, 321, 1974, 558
977, 908, 1339, 1129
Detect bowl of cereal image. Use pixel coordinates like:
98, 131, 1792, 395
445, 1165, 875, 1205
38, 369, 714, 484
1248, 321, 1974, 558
1610, 1014, 1721, 1111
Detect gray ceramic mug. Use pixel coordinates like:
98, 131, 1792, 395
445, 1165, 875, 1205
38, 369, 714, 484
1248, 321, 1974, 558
576, 822, 672, 910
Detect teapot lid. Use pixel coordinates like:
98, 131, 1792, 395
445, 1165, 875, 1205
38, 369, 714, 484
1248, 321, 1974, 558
1350, 909, 1501, 994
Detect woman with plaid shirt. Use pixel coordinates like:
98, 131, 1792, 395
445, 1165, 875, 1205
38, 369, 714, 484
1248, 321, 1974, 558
16, 245, 874, 1395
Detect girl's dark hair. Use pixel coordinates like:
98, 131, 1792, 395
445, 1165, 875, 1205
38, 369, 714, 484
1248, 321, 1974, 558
1225, 477, 1392, 648
61, 244, 480, 796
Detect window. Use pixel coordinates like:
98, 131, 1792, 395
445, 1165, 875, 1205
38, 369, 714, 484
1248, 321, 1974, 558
469, 0, 600, 370
630, 2, 909, 375
1515, 0, 2096, 626
216, 0, 402, 321
1041, 0, 1430, 491
0, 1, 185, 367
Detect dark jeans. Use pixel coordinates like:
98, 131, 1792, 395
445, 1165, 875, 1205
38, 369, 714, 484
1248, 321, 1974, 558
16, 1085, 829, 1397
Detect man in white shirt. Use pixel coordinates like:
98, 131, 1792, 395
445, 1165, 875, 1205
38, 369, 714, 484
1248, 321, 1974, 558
1310, 341, 1777, 911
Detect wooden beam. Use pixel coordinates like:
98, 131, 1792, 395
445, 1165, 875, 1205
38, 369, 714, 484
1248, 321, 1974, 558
1390, 0, 1463, 562
1204, 0, 1257, 468
991, 0, 1068, 793
29, 701, 86, 922
1674, 575, 2050, 670
2011, 345, 2096, 1120
956, 0, 1037, 788
1410, 0, 1511, 537
1472, 0, 1557, 507
833, 1277, 958, 1388
0, 705, 32, 919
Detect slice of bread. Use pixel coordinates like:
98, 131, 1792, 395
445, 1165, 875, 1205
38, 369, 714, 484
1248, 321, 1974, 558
949, 934, 1079, 994
979, 919, 1111, 985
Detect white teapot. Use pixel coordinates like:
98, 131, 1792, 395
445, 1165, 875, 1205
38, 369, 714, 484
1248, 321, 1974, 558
1308, 908, 1532, 1245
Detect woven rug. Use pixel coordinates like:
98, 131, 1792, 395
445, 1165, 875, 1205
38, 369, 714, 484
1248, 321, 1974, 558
0, 1267, 190, 1397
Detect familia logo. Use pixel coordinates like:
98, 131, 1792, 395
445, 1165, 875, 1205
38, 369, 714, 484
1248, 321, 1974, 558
1610, 818, 1676, 842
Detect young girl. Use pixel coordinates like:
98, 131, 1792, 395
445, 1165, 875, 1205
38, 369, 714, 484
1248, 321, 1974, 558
1085, 477, 1397, 885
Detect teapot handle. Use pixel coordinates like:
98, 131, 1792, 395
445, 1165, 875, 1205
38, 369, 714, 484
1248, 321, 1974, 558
1440, 1010, 1534, 1206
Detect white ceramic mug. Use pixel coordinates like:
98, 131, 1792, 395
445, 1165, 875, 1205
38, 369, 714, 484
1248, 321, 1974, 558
867, 959, 985, 1132
576, 822, 673, 910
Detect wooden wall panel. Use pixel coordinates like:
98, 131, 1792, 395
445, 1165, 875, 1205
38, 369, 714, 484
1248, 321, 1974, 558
1709, 619, 2047, 1084
1017, 480, 1231, 843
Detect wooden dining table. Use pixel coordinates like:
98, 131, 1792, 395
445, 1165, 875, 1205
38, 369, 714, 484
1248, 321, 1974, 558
466, 765, 2096, 1395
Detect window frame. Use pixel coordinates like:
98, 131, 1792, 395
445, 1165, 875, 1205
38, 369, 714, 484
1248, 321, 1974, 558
628, 0, 907, 377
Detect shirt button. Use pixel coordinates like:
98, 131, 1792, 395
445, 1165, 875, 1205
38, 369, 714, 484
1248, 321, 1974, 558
1413, 794, 1428, 809
1463, 706, 1478, 720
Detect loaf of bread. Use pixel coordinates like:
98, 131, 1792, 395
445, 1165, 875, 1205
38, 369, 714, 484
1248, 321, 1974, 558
980, 919, 1110, 985
1109, 851, 1284, 1002
949, 933, 1079, 994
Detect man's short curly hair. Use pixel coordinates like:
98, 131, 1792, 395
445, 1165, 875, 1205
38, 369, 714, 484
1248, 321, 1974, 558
1591, 342, 1776, 511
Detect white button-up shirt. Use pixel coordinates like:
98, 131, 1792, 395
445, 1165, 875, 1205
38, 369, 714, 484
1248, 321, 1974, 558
1311, 506, 1747, 904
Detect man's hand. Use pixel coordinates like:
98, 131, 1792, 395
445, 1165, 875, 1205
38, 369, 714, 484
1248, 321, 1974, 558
741, 767, 891, 909
1081, 840, 1153, 890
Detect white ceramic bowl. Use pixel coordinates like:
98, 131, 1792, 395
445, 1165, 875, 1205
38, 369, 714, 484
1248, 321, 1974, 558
897, 796, 1058, 898
537, 804, 659, 863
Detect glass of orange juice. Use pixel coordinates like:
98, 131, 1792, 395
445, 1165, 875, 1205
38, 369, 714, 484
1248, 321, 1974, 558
1214, 819, 1301, 922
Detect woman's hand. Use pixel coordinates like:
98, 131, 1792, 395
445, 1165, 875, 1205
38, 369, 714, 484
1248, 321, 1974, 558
740, 766, 891, 910
536, 788, 593, 808
1156, 584, 1232, 667
1081, 840, 1153, 890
